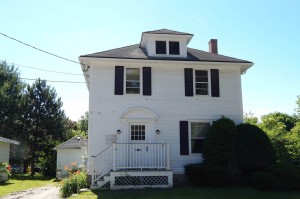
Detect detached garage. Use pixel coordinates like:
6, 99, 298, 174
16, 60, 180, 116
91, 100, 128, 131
53, 136, 87, 178
0, 136, 20, 181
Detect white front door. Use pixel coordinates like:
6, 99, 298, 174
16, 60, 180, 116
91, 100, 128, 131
127, 122, 153, 168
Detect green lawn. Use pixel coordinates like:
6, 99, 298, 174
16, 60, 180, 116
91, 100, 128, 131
72, 186, 300, 199
0, 173, 56, 197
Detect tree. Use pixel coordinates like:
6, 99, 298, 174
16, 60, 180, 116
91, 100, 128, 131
22, 79, 67, 176
77, 111, 88, 133
295, 96, 300, 117
243, 112, 258, 125
0, 61, 25, 139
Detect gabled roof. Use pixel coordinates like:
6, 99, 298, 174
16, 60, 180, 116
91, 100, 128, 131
80, 44, 252, 63
142, 29, 193, 36
0, 136, 20, 145
53, 136, 87, 150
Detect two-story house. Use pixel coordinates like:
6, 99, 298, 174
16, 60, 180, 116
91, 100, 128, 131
79, 29, 253, 189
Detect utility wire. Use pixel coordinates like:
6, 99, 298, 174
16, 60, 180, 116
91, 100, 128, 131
3, 61, 82, 76
0, 32, 89, 71
20, 78, 85, 84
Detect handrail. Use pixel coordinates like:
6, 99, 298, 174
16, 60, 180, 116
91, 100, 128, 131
90, 143, 170, 185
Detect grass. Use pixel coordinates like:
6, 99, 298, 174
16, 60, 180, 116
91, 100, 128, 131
71, 186, 300, 199
0, 173, 56, 197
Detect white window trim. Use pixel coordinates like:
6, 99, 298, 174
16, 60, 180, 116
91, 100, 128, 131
189, 120, 212, 154
193, 69, 211, 97
124, 67, 143, 95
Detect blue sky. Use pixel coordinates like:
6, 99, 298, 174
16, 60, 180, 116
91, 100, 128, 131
1, 0, 299, 121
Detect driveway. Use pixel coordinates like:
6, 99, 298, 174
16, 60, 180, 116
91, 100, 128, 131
0, 185, 60, 199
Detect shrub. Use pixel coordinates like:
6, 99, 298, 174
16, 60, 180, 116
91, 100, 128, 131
60, 171, 87, 197
250, 161, 300, 190
203, 117, 237, 166
185, 163, 204, 184
236, 124, 276, 174
250, 171, 277, 190
185, 163, 229, 186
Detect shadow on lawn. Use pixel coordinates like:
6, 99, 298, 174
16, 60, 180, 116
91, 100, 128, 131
0, 181, 14, 186
8, 174, 54, 181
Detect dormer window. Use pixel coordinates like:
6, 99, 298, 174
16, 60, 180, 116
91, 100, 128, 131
169, 41, 180, 55
156, 41, 166, 54
155, 41, 180, 56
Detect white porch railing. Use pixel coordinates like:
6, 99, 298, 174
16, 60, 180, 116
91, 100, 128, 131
90, 143, 169, 184
90, 145, 114, 183
114, 143, 169, 170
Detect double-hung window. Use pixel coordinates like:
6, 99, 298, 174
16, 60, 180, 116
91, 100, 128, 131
126, 68, 140, 94
195, 70, 208, 95
191, 122, 210, 153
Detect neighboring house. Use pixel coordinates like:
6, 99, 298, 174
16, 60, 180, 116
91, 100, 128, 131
79, 29, 253, 189
53, 136, 87, 178
0, 136, 20, 181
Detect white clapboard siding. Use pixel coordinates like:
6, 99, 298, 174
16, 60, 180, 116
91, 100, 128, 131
88, 60, 245, 174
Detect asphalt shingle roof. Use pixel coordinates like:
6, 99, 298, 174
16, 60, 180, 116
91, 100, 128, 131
142, 29, 193, 35
80, 44, 252, 63
53, 136, 87, 150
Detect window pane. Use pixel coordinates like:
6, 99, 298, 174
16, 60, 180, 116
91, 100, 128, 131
156, 41, 166, 54
126, 81, 140, 88
126, 88, 140, 94
191, 122, 210, 137
196, 89, 208, 95
195, 70, 208, 76
126, 68, 140, 80
191, 139, 205, 153
196, 83, 208, 89
131, 125, 146, 140
169, 41, 180, 55
196, 76, 208, 82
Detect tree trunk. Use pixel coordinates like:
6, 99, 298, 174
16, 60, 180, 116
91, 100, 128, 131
30, 144, 36, 176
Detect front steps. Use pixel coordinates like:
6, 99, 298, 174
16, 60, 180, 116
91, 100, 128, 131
91, 170, 173, 190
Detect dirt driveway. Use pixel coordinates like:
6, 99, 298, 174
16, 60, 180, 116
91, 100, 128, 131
0, 185, 60, 199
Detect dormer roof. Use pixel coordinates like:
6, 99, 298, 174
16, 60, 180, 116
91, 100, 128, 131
140, 28, 193, 48
142, 29, 193, 35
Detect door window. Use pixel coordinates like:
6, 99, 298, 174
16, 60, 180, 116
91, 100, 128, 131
130, 125, 145, 141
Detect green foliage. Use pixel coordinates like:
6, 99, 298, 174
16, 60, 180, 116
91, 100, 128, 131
184, 163, 203, 184
0, 61, 25, 139
250, 161, 300, 190
185, 163, 228, 186
203, 117, 237, 166
295, 96, 300, 117
260, 112, 297, 133
243, 112, 258, 125
77, 112, 88, 134
60, 171, 87, 198
23, 79, 67, 176
259, 112, 300, 164
236, 124, 275, 173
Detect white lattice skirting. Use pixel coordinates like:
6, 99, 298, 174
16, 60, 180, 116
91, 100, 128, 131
110, 170, 173, 190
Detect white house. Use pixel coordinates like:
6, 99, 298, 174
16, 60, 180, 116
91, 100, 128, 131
53, 136, 87, 178
0, 136, 20, 181
79, 29, 253, 189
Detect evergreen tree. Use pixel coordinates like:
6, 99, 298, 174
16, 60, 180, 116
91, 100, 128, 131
23, 79, 66, 176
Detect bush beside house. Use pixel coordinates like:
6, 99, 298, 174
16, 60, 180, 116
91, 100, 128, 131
185, 116, 300, 190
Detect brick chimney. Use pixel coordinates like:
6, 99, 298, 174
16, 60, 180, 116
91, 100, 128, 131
209, 39, 218, 54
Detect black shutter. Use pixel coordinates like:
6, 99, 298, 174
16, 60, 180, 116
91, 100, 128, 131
211, 69, 220, 97
184, 68, 193, 96
115, 66, 124, 95
180, 121, 189, 155
143, 67, 151, 96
